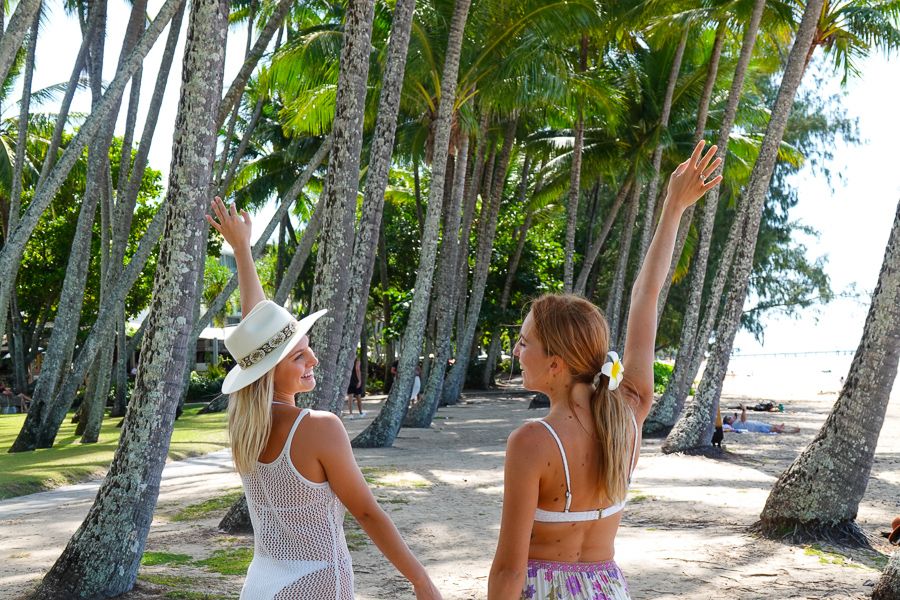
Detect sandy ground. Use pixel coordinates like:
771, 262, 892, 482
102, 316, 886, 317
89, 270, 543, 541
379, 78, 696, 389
1, 379, 898, 600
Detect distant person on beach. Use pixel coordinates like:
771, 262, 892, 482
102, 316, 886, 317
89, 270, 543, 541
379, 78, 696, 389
488, 141, 723, 600
346, 356, 365, 416
723, 405, 799, 434
207, 197, 441, 600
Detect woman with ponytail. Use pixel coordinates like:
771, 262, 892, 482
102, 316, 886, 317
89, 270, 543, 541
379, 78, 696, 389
206, 197, 441, 600
488, 141, 723, 599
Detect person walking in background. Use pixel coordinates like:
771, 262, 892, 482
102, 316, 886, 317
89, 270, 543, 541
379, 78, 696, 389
488, 141, 723, 600
207, 197, 442, 600
346, 356, 365, 416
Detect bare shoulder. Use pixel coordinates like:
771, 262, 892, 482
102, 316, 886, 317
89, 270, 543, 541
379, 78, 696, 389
301, 409, 347, 437
507, 421, 552, 461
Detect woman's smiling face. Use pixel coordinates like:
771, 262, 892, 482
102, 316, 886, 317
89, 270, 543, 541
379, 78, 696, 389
273, 335, 319, 395
513, 312, 555, 393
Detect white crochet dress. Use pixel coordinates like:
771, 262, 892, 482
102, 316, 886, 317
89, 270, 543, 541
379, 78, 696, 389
240, 409, 354, 599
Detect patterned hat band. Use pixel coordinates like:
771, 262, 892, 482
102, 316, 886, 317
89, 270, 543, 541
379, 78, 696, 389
237, 321, 298, 369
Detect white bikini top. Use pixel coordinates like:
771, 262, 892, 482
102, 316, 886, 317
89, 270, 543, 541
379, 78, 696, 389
533, 412, 639, 523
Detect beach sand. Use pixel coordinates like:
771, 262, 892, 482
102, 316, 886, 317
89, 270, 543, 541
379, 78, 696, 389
2, 375, 898, 599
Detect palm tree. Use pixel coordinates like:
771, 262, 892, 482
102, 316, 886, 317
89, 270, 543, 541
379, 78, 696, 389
873, 550, 900, 599
562, 35, 588, 293
306, 0, 376, 411
663, 0, 827, 453
644, 0, 767, 436
353, 0, 473, 448
0, 0, 41, 87
755, 199, 899, 545
663, 0, 900, 451
30, 0, 229, 595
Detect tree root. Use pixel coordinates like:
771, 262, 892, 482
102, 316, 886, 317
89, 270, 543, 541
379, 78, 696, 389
751, 518, 875, 550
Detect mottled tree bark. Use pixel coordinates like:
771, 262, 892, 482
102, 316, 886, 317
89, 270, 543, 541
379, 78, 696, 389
0, 0, 41, 87
606, 184, 640, 344
563, 35, 588, 293
308, 0, 376, 411
218, 494, 253, 534
662, 0, 824, 453
31, 0, 228, 595
644, 1, 765, 436
353, 0, 472, 447
873, 550, 900, 599
756, 199, 899, 544
575, 173, 633, 295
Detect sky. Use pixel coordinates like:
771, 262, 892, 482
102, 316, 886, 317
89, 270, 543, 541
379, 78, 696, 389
10, 1, 900, 360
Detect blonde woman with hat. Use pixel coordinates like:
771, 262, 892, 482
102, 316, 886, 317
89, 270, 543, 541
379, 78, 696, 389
206, 197, 442, 600
488, 141, 723, 599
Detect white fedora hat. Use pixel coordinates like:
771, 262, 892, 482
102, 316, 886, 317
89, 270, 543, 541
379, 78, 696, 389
221, 301, 327, 394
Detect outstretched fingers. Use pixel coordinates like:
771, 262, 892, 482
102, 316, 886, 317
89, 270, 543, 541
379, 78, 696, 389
702, 157, 723, 181
697, 144, 719, 174
690, 139, 706, 168
702, 174, 723, 192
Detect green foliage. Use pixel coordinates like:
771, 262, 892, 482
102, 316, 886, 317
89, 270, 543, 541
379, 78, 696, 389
653, 361, 674, 395
141, 552, 194, 566
188, 370, 226, 403
194, 547, 254, 576
171, 488, 244, 522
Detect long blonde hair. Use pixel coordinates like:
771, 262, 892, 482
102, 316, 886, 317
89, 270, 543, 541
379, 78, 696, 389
529, 294, 631, 504
227, 371, 274, 474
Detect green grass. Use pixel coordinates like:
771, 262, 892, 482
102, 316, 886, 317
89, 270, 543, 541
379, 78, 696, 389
171, 488, 244, 522
141, 552, 194, 566
194, 547, 254, 576
804, 545, 866, 569
0, 404, 229, 499
344, 513, 368, 551
361, 466, 430, 488
139, 574, 197, 587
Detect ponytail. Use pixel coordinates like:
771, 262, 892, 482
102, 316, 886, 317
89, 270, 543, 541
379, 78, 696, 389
590, 382, 631, 504
227, 371, 274, 474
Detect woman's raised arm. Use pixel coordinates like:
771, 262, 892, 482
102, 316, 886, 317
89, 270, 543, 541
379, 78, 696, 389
206, 196, 265, 317
622, 141, 722, 421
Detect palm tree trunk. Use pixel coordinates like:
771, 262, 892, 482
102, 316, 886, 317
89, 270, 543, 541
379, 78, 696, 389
0, 0, 184, 363
481, 155, 532, 388
377, 222, 394, 391
563, 36, 588, 293
575, 172, 634, 295
873, 550, 900, 599
404, 135, 470, 427
112, 307, 129, 417
755, 199, 899, 544
606, 184, 641, 344
307, 0, 376, 411
9, 6, 40, 235
353, 0, 472, 447
636, 26, 689, 266
656, 19, 728, 322
441, 118, 517, 406
30, 0, 228, 594
0, 0, 41, 86
322, 0, 418, 414
662, 0, 824, 454
644, 0, 766, 435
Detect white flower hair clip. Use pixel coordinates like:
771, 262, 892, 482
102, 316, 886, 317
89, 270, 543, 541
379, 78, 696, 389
596, 351, 624, 391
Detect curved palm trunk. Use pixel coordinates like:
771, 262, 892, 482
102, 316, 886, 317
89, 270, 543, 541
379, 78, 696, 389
323, 0, 419, 414
441, 118, 517, 407
353, 0, 472, 447
404, 135, 470, 427
31, 0, 228, 595
575, 172, 634, 295
635, 26, 689, 266
644, 0, 765, 435
606, 184, 640, 344
307, 0, 376, 411
873, 550, 900, 599
0, 0, 41, 87
662, 0, 824, 454
655, 19, 728, 322
755, 199, 899, 544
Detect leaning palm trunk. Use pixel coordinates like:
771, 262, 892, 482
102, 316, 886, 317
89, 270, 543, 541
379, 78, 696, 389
574, 172, 634, 295
655, 19, 728, 322
307, 0, 376, 411
873, 550, 900, 599
442, 118, 517, 407
635, 26, 689, 266
754, 199, 899, 545
606, 185, 641, 344
353, 0, 472, 447
563, 35, 588, 293
0, 0, 41, 87
31, 0, 228, 595
404, 135, 470, 427
0, 0, 184, 365
325, 0, 418, 414
644, 0, 765, 436
662, 0, 824, 454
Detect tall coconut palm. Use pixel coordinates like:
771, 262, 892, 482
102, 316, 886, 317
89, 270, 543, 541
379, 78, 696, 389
644, 0, 767, 436
0, 0, 41, 87
662, 0, 826, 453
353, 0, 472, 448
306, 0, 376, 411
755, 198, 899, 545
30, 0, 228, 595
562, 35, 588, 293
606, 183, 641, 344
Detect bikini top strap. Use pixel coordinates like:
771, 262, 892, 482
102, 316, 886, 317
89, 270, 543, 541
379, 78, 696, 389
537, 419, 572, 512
627, 410, 639, 483
281, 408, 310, 458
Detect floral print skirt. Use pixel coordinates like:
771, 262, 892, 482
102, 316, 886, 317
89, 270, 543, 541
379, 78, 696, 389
521, 559, 630, 600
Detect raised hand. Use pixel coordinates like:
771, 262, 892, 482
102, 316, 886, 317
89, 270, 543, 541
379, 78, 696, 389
206, 196, 252, 250
666, 140, 723, 211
